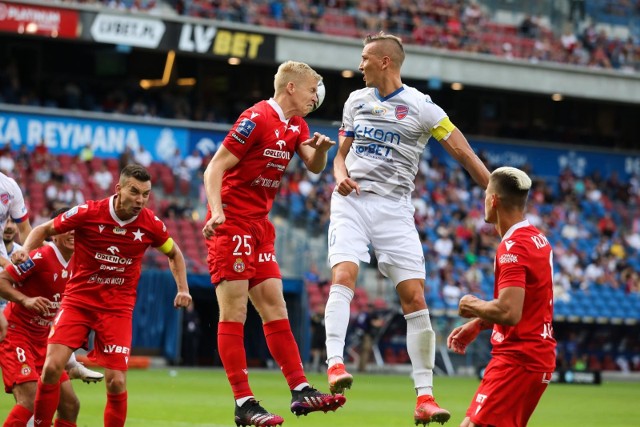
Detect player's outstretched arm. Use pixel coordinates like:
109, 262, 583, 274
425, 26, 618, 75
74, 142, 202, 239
438, 128, 490, 189
11, 219, 58, 264
16, 218, 32, 244
160, 240, 192, 308
0, 271, 52, 315
298, 132, 336, 174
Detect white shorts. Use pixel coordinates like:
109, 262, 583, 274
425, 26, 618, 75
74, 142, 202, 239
328, 191, 425, 285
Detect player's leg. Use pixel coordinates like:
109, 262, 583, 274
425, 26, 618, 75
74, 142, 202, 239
396, 278, 450, 425
103, 369, 127, 427
65, 351, 104, 383
325, 192, 371, 393
54, 376, 79, 427
250, 278, 346, 417
373, 194, 449, 425
5, 381, 37, 425
34, 343, 74, 427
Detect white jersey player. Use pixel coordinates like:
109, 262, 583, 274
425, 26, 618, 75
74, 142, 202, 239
324, 32, 491, 427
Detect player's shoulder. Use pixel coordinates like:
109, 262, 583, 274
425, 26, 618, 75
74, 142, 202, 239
0, 172, 20, 191
500, 225, 550, 255
140, 208, 166, 229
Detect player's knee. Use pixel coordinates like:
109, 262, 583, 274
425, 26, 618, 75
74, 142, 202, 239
105, 372, 127, 394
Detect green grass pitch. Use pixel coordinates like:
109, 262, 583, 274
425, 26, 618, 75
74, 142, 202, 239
1, 368, 636, 426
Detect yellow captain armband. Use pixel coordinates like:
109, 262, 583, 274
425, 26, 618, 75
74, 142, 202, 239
157, 237, 174, 254
431, 117, 456, 141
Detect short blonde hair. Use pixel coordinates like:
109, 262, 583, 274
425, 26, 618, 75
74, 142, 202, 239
274, 61, 321, 95
364, 32, 405, 67
490, 166, 532, 210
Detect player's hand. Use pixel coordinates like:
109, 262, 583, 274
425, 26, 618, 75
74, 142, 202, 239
0, 313, 7, 342
202, 211, 225, 239
335, 177, 360, 196
458, 294, 480, 318
23, 296, 53, 315
10, 248, 29, 265
174, 291, 192, 308
447, 321, 481, 355
302, 132, 336, 152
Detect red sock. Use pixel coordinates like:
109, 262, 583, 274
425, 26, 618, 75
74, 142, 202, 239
104, 391, 127, 427
4, 404, 32, 426
218, 321, 253, 399
34, 379, 61, 427
54, 419, 77, 427
264, 319, 307, 389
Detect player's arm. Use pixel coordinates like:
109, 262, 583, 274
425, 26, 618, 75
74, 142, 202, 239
297, 132, 336, 174
0, 311, 7, 342
436, 122, 490, 189
0, 270, 52, 315
156, 238, 192, 309
333, 135, 360, 196
458, 286, 525, 326
202, 146, 240, 238
11, 219, 58, 265
15, 217, 32, 244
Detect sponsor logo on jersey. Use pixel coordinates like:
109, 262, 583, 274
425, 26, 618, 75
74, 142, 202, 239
251, 176, 281, 188
491, 330, 505, 343
103, 344, 130, 354
88, 274, 126, 285
107, 246, 120, 255
276, 140, 286, 149
263, 149, 291, 159
353, 124, 401, 145
231, 132, 246, 144
355, 103, 365, 110
233, 258, 245, 272
0, 192, 9, 205
99, 225, 105, 233
95, 252, 133, 265
499, 253, 518, 264
395, 105, 409, 120
236, 118, 256, 138
100, 264, 126, 272
61, 269, 68, 278
258, 253, 277, 263
371, 105, 387, 116
16, 257, 35, 274
33, 252, 43, 260
113, 227, 127, 235
266, 162, 286, 171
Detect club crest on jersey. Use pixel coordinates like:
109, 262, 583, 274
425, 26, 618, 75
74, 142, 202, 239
371, 105, 387, 116
21, 364, 31, 376
0, 192, 9, 205
113, 227, 127, 235
233, 258, 246, 273
237, 118, 256, 138
395, 105, 409, 120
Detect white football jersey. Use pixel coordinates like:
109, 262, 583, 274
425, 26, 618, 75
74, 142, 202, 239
0, 173, 28, 261
340, 85, 448, 198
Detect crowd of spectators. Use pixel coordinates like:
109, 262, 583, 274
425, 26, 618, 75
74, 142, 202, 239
49, 0, 640, 72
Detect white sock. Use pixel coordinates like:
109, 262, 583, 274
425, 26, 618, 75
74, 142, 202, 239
236, 396, 254, 407
293, 382, 310, 391
325, 284, 354, 368
405, 309, 435, 396
65, 351, 79, 370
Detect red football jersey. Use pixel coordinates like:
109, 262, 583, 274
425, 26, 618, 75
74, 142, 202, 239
53, 196, 170, 315
491, 220, 557, 372
212, 99, 310, 220
3, 243, 71, 339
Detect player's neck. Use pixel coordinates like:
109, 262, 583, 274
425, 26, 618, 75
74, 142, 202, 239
376, 77, 403, 98
497, 212, 526, 238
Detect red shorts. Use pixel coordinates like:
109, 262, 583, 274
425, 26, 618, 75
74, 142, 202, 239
205, 217, 281, 288
466, 358, 551, 427
0, 328, 69, 393
50, 303, 133, 371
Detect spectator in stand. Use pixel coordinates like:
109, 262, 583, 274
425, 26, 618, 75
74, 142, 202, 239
3, 218, 22, 259
133, 145, 153, 168
92, 163, 114, 195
